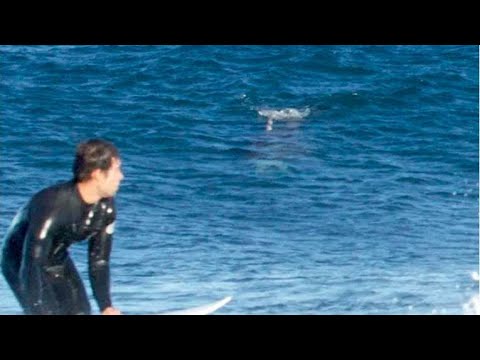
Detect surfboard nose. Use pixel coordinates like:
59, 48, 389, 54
160, 296, 233, 315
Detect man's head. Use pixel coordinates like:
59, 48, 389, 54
73, 139, 124, 198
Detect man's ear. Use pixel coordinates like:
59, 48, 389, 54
90, 168, 103, 181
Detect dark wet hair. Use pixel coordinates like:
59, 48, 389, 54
72, 139, 120, 182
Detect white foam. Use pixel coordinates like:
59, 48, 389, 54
258, 107, 311, 131
463, 295, 480, 315
255, 159, 289, 174
462, 271, 479, 315
258, 107, 311, 121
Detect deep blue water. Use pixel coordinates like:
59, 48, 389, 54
0, 45, 478, 314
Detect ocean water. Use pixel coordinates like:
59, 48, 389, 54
0, 45, 478, 315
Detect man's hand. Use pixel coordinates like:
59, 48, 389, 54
101, 307, 122, 315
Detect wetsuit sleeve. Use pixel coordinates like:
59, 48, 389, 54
88, 201, 115, 312
21, 194, 60, 315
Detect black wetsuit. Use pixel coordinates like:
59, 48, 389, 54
1, 180, 116, 315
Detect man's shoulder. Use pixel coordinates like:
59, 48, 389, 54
30, 180, 74, 205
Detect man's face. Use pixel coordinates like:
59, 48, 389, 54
97, 157, 124, 198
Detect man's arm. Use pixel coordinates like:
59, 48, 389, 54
88, 229, 114, 312
20, 196, 59, 314
88, 202, 120, 314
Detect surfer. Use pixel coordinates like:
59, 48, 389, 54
1, 139, 123, 315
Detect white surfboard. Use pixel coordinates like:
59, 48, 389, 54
159, 296, 232, 315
